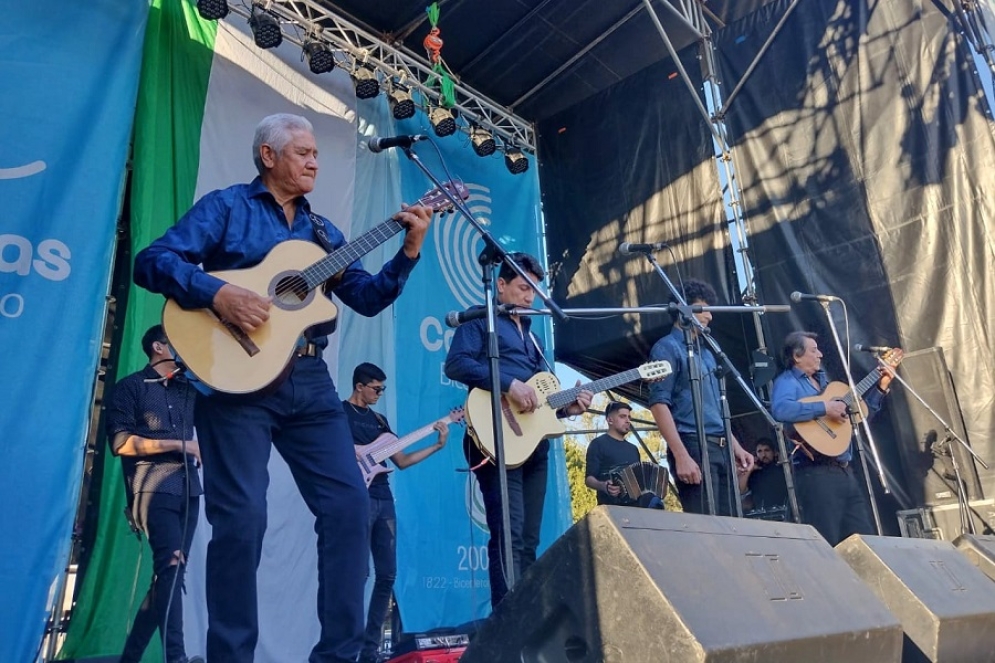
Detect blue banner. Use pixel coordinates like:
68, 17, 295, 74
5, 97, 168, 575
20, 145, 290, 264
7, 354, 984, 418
389, 117, 569, 630
0, 1, 148, 659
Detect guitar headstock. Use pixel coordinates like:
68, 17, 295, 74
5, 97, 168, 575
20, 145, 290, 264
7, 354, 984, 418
638, 360, 673, 381
418, 180, 470, 213
879, 348, 904, 369
447, 406, 466, 425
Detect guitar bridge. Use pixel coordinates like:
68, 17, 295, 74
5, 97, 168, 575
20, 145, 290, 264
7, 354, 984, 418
209, 310, 261, 357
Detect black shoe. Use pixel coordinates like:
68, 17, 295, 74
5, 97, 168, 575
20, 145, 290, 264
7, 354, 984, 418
170, 657, 205, 663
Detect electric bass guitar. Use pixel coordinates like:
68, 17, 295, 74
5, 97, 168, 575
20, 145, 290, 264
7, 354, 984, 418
162, 182, 469, 394
792, 348, 903, 456
356, 407, 465, 487
466, 361, 672, 468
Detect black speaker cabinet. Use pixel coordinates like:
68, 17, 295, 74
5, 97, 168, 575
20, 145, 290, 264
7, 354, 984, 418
885, 347, 983, 508
837, 534, 995, 662
461, 507, 902, 663
953, 533, 995, 582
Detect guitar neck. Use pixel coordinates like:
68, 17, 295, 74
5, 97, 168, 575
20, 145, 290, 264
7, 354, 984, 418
301, 218, 406, 289
841, 370, 882, 405
370, 418, 442, 464
546, 368, 642, 410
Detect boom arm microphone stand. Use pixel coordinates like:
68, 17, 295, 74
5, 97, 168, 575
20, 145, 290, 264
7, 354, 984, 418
642, 253, 800, 520
878, 360, 989, 535
815, 300, 887, 535
400, 144, 567, 594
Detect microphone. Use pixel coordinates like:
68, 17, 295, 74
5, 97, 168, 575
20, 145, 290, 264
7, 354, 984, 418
853, 344, 892, 353
445, 304, 516, 328
366, 134, 428, 153
619, 241, 669, 255
789, 291, 839, 303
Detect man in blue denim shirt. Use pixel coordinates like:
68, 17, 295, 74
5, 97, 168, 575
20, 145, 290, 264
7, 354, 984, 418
771, 331, 893, 545
134, 113, 433, 663
648, 279, 753, 516
444, 253, 592, 609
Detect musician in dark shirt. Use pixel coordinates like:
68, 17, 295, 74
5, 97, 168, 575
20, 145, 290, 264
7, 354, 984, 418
343, 362, 448, 663
585, 402, 640, 505
739, 439, 788, 512
104, 325, 203, 663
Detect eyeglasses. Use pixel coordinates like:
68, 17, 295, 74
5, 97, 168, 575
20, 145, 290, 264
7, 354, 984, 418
365, 384, 386, 395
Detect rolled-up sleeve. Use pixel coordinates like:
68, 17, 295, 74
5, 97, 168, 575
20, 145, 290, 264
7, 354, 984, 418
647, 338, 680, 408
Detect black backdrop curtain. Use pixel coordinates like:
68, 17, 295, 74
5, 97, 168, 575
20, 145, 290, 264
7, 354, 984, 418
538, 0, 995, 506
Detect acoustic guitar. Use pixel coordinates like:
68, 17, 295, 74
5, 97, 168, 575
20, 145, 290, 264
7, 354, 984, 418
356, 407, 464, 487
465, 361, 672, 468
792, 348, 903, 456
162, 182, 468, 394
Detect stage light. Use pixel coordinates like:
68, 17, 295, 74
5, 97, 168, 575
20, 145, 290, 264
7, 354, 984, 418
469, 126, 496, 157
304, 41, 335, 75
352, 64, 380, 99
428, 106, 457, 137
248, 5, 282, 50
387, 85, 415, 120
504, 147, 529, 175
196, 0, 229, 20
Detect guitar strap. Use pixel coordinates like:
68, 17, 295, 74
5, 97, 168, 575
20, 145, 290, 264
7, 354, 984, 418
307, 211, 336, 253
528, 331, 554, 373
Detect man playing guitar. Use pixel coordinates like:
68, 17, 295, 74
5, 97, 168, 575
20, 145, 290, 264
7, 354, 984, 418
771, 331, 897, 545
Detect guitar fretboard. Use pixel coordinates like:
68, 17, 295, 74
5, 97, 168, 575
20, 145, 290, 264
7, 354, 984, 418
546, 368, 643, 410
371, 418, 444, 463
840, 370, 882, 406
301, 218, 406, 289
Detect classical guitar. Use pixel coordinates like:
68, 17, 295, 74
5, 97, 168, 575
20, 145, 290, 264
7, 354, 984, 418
162, 182, 468, 394
466, 361, 672, 468
356, 407, 465, 487
792, 348, 903, 456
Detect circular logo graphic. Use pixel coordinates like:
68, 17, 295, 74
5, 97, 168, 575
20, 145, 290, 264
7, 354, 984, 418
434, 183, 492, 309
464, 472, 489, 533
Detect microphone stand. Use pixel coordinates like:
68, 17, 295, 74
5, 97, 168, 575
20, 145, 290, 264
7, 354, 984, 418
816, 301, 886, 535
508, 298, 801, 523
400, 144, 567, 596
880, 361, 989, 536
644, 254, 800, 520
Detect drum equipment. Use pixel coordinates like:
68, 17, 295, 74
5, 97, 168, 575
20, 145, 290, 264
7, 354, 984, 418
610, 461, 668, 508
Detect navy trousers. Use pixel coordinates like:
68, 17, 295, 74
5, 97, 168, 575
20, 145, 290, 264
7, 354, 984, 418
796, 463, 874, 546
471, 437, 549, 609
668, 436, 736, 516
195, 356, 370, 663
361, 494, 398, 661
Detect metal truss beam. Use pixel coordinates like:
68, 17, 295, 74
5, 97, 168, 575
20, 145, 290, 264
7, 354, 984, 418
228, 0, 536, 151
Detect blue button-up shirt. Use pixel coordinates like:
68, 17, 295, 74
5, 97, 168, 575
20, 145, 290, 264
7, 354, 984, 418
134, 177, 418, 340
771, 366, 885, 464
444, 307, 547, 393
647, 327, 725, 436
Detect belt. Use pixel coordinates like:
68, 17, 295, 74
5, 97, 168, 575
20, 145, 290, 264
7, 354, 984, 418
807, 457, 849, 469
297, 341, 322, 358
682, 433, 727, 448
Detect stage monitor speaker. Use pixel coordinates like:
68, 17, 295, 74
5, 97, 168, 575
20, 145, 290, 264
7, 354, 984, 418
953, 533, 995, 582
461, 507, 902, 663
886, 347, 983, 508
836, 534, 995, 662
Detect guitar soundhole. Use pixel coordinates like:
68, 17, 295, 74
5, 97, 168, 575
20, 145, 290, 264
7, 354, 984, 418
270, 271, 314, 310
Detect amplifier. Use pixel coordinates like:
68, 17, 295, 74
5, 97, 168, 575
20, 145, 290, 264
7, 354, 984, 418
897, 499, 995, 541
387, 647, 466, 663
392, 632, 470, 656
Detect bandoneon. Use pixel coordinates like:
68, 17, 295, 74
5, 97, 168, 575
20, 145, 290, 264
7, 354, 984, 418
610, 461, 668, 508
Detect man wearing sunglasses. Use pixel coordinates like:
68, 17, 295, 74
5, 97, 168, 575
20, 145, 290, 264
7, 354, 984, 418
344, 362, 449, 663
